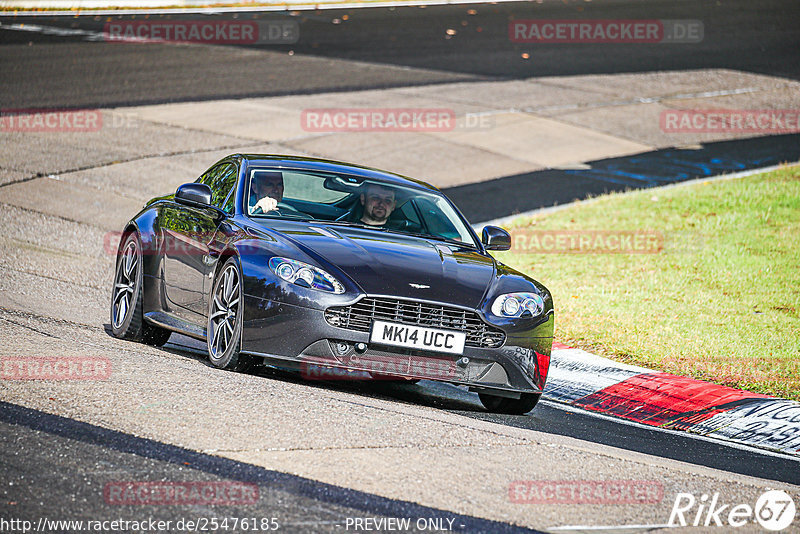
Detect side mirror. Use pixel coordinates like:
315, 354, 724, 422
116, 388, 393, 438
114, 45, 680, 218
175, 183, 227, 221
481, 225, 511, 251
175, 183, 213, 207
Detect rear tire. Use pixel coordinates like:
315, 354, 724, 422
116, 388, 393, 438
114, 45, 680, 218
110, 232, 171, 347
207, 257, 258, 373
478, 392, 540, 415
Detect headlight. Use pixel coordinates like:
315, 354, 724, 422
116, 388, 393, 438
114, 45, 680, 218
491, 292, 545, 318
268, 257, 345, 294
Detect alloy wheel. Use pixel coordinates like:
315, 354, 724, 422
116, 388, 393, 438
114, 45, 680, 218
209, 263, 240, 359
112, 239, 138, 329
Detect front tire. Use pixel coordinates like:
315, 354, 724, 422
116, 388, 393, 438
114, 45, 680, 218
110, 232, 171, 346
478, 392, 541, 415
207, 257, 257, 372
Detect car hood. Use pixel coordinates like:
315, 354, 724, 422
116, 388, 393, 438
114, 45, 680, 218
263, 222, 496, 309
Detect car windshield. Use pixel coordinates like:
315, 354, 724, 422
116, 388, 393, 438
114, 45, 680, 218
246, 167, 478, 247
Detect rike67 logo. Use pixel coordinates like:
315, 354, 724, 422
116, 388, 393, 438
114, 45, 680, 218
669, 490, 796, 531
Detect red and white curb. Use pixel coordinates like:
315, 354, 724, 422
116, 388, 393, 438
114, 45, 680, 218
545, 342, 800, 456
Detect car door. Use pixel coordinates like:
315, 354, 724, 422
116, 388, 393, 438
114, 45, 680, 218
162, 162, 238, 320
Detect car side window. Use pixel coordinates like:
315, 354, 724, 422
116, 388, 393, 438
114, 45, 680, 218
415, 197, 461, 240
201, 163, 238, 208
197, 165, 220, 185
221, 175, 237, 214
397, 199, 422, 228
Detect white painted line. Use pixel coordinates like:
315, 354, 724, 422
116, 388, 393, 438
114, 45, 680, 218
0, 21, 106, 40
1, 0, 509, 15
697, 399, 800, 454
549, 525, 676, 532
540, 399, 800, 462
473, 161, 800, 229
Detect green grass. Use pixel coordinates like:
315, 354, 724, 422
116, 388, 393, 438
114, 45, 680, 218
496, 165, 800, 400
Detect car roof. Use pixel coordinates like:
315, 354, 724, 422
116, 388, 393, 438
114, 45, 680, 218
236, 154, 439, 192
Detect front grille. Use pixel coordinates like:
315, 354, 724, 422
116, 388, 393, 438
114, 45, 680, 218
324, 297, 505, 349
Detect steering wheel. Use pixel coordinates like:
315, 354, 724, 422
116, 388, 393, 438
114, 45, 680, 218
252, 202, 313, 219
277, 202, 314, 219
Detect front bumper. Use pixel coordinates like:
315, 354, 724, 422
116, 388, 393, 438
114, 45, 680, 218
240, 295, 553, 394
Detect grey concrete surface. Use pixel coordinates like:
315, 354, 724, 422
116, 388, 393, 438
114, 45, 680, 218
4, 69, 798, 189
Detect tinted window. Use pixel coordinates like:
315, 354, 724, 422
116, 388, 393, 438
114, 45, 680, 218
282, 171, 350, 203
246, 166, 477, 247
201, 163, 237, 208
222, 182, 237, 214
397, 200, 422, 228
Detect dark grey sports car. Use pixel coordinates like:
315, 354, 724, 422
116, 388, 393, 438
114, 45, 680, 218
111, 154, 554, 414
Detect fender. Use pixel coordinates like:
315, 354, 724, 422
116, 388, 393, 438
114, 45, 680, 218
129, 203, 169, 317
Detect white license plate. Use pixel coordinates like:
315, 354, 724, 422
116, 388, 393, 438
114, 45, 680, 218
370, 320, 466, 355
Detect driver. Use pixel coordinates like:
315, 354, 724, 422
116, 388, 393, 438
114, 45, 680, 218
250, 171, 284, 214
359, 184, 397, 226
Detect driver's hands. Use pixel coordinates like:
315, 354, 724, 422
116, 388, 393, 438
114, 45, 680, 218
255, 196, 279, 213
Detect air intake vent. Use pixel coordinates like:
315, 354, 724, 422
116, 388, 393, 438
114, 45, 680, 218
325, 297, 505, 349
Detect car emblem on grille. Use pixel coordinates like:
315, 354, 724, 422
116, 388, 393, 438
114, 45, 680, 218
409, 283, 430, 289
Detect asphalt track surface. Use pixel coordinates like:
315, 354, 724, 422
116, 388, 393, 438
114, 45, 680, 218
1, 0, 800, 109
2, 0, 800, 531
236, 367, 800, 487
0, 403, 541, 534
